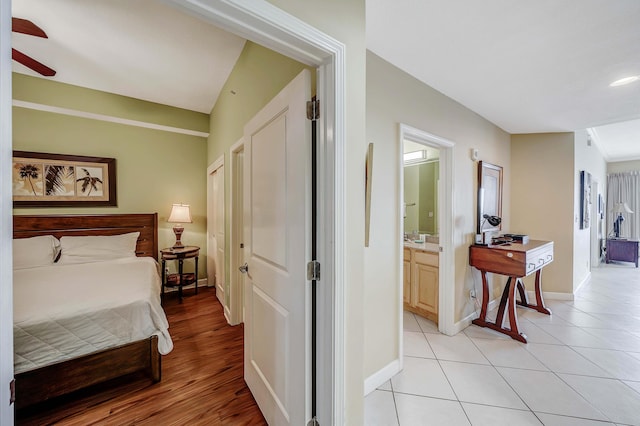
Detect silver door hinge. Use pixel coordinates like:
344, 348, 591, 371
306, 99, 320, 120
307, 260, 320, 281
307, 416, 319, 426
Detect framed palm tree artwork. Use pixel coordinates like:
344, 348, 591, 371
12, 151, 116, 207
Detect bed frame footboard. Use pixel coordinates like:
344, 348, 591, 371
15, 335, 160, 409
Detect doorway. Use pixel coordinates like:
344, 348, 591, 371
228, 139, 245, 326
207, 157, 225, 309
398, 123, 455, 358
402, 140, 440, 326
0, 1, 347, 424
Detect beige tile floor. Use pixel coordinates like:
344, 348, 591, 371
365, 263, 640, 425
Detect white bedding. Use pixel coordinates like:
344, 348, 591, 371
13, 257, 173, 374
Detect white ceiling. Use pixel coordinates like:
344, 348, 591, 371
11, 1, 640, 161
12, 0, 246, 114
367, 0, 640, 162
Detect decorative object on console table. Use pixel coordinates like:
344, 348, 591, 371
503, 234, 529, 244
611, 202, 633, 239
606, 238, 638, 267
161, 246, 200, 303
167, 203, 192, 248
469, 240, 554, 343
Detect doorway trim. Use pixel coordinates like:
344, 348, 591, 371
0, 0, 13, 420
398, 124, 455, 359
207, 156, 225, 310
228, 138, 244, 326
163, 1, 345, 424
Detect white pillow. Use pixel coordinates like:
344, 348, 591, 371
13, 235, 60, 270
57, 232, 140, 265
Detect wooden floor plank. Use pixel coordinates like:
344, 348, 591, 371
16, 287, 266, 426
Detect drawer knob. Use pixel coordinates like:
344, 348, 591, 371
506, 252, 513, 258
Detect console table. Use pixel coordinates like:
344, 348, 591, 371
469, 240, 553, 343
606, 239, 639, 267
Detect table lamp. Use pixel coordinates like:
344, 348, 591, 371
612, 202, 633, 239
168, 203, 192, 248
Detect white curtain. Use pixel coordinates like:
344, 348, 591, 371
607, 172, 640, 240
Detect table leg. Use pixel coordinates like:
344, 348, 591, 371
195, 256, 199, 295
513, 270, 551, 315
178, 259, 184, 303
472, 275, 527, 343
161, 259, 166, 299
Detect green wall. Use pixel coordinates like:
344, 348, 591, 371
403, 165, 419, 233
418, 161, 438, 234
207, 41, 315, 304
12, 74, 209, 276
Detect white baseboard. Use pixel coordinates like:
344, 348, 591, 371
163, 278, 208, 293
364, 359, 402, 396
526, 289, 574, 301
573, 272, 591, 297
216, 281, 225, 305
452, 298, 499, 335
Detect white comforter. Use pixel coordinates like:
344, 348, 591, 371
13, 257, 173, 374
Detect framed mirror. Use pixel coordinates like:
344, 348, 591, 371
477, 161, 503, 234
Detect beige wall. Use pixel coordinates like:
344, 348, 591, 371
365, 52, 511, 380
12, 75, 208, 273
511, 133, 575, 294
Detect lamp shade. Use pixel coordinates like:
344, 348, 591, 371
612, 202, 634, 214
168, 204, 192, 223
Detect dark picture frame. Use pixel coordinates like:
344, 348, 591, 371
12, 151, 117, 207
580, 170, 591, 229
477, 161, 503, 234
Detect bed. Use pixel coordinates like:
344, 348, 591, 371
12, 213, 172, 409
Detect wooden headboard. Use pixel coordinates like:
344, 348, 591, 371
13, 213, 158, 260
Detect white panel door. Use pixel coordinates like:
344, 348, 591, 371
207, 159, 225, 307
243, 69, 311, 426
214, 166, 225, 300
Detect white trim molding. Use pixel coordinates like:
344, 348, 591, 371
13, 100, 210, 138
453, 298, 499, 335
0, 0, 14, 420
228, 138, 245, 326
526, 290, 576, 301
398, 124, 456, 337
363, 359, 401, 396
165, 1, 347, 424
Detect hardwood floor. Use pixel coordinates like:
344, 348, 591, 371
16, 287, 267, 425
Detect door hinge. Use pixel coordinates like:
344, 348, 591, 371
306, 99, 320, 121
307, 260, 320, 281
307, 416, 320, 426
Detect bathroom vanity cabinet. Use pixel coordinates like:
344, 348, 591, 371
403, 244, 439, 324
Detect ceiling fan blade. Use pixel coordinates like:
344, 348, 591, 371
12, 48, 56, 77
12, 17, 48, 38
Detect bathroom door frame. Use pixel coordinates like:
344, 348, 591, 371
398, 124, 455, 357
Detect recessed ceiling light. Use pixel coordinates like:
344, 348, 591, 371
609, 76, 640, 87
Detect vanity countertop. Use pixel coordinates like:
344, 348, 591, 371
404, 241, 439, 253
